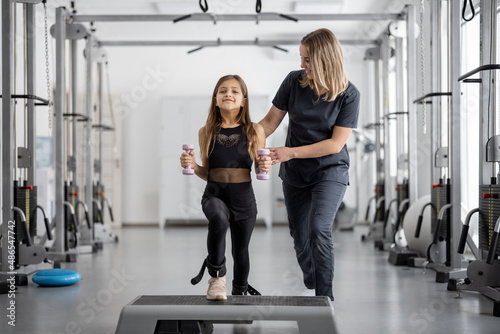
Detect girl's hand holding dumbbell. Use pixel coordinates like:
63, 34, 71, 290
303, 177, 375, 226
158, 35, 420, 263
180, 144, 196, 175
180, 151, 194, 168
256, 149, 272, 175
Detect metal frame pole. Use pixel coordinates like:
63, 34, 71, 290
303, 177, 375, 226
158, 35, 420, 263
98, 62, 103, 186
98, 39, 378, 47
50, 7, 68, 255
72, 13, 401, 23
71, 40, 78, 182
84, 35, 95, 245
480, 0, 497, 186
1, 0, 15, 273
382, 33, 392, 210
374, 58, 383, 185
479, 0, 497, 261
25, 2, 36, 185
449, 0, 463, 269
406, 4, 418, 204
395, 37, 406, 184
431, 0, 442, 183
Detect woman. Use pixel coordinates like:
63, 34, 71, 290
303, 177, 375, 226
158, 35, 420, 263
258, 28, 360, 301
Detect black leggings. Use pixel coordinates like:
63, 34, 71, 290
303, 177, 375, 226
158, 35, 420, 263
202, 197, 256, 286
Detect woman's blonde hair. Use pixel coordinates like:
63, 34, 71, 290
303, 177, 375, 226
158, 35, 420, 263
200, 74, 259, 161
299, 28, 348, 102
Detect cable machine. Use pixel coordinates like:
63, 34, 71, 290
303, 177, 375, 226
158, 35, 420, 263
91, 55, 117, 244
381, 24, 410, 254
416, 0, 465, 282
386, 2, 468, 287
42, 7, 97, 262
360, 45, 386, 243
448, 0, 500, 318
0, 0, 55, 294
361, 7, 417, 250
392, 0, 452, 268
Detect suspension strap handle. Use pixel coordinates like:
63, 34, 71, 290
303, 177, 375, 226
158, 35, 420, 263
256, 0, 262, 13
462, 0, 476, 22
199, 0, 208, 13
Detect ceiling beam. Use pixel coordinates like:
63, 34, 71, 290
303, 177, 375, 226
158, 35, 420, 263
72, 12, 402, 23
98, 39, 379, 47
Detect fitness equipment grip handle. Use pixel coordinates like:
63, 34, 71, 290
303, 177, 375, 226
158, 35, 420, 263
457, 225, 469, 254
486, 231, 499, 265
71, 212, 79, 233
37, 205, 53, 241
21, 219, 32, 246
382, 199, 398, 240
364, 196, 376, 221
415, 215, 423, 238
12, 206, 32, 246
85, 210, 91, 229
103, 196, 115, 222
108, 206, 114, 222
392, 212, 402, 244
364, 203, 371, 221
432, 219, 442, 245
44, 217, 53, 241
382, 205, 392, 239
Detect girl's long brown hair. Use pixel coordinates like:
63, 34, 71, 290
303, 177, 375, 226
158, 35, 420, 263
200, 75, 259, 162
299, 28, 348, 102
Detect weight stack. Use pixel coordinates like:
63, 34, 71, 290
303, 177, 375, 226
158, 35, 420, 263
479, 184, 500, 255
13, 183, 37, 244
431, 182, 451, 241
93, 183, 104, 223
375, 182, 385, 222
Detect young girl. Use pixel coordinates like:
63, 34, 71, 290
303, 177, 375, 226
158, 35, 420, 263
180, 74, 269, 300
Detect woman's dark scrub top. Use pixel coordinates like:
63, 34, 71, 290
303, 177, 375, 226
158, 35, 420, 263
272, 70, 361, 188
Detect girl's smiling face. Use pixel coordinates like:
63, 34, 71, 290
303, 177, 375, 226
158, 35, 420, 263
216, 78, 245, 112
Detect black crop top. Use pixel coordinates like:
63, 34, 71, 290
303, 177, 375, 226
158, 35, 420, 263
207, 125, 253, 170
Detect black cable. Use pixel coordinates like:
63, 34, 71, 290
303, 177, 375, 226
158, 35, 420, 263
199, 0, 208, 13
256, 0, 262, 13
462, 0, 475, 22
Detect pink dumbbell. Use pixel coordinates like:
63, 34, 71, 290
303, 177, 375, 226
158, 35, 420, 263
182, 144, 195, 175
257, 148, 270, 180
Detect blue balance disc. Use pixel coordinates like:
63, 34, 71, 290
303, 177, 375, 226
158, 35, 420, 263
32, 269, 81, 287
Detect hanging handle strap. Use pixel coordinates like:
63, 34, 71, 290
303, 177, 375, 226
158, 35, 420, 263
256, 0, 262, 13
199, 0, 209, 13
462, 0, 475, 22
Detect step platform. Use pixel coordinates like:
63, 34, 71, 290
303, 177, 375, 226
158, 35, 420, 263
115, 295, 337, 334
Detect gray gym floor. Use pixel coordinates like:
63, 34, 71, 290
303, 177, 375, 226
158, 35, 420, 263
1, 224, 499, 334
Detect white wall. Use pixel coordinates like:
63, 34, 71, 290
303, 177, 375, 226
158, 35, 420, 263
112, 44, 370, 225
0, 2, 430, 229
0, 3, 375, 227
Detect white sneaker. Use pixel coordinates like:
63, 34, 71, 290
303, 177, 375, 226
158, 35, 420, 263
299, 288, 315, 297
207, 277, 227, 300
